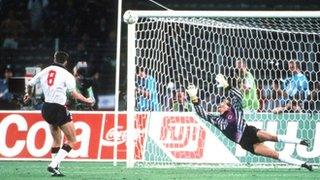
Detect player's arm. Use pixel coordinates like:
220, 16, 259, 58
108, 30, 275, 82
23, 84, 33, 103
242, 73, 253, 93
193, 102, 220, 124
23, 71, 42, 103
186, 85, 219, 124
229, 87, 243, 112
87, 86, 95, 101
215, 74, 243, 111
70, 90, 94, 106
67, 74, 95, 106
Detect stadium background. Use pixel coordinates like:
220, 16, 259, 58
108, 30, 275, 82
1, 0, 319, 111
0, 0, 319, 179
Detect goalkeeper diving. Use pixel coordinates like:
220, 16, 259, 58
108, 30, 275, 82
186, 74, 313, 171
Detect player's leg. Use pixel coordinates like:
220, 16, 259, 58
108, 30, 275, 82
48, 125, 63, 176
49, 121, 76, 169
49, 125, 61, 162
256, 130, 277, 142
253, 143, 313, 171
253, 143, 278, 159
257, 129, 309, 146
43, 103, 70, 176
59, 121, 77, 148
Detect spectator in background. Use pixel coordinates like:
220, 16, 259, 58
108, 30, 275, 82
68, 62, 95, 110
99, 17, 108, 35
73, 39, 89, 62
235, 58, 260, 111
263, 80, 287, 112
285, 60, 309, 99
272, 60, 309, 114
0, 65, 16, 109
136, 68, 160, 111
118, 88, 127, 111
73, 61, 88, 75
1, 11, 25, 49
2, 32, 18, 49
172, 88, 193, 112
27, 0, 48, 31
308, 82, 320, 113
256, 80, 264, 112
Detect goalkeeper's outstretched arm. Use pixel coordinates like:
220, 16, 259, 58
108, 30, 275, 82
186, 85, 220, 124
228, 87, 243, 112
215, 74, 243, 112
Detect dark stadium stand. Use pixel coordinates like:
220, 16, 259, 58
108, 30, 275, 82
0, 0, 319, 110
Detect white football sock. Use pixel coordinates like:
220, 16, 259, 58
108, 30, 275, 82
277, 135, 301, 144
51, 153, 60, 168
278, 152, 304, 166
51, 147, 60, 167
49, 148, 69, 168
51, 153, 57, 160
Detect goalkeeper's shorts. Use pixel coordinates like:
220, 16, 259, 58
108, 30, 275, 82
239, 125, 261, 154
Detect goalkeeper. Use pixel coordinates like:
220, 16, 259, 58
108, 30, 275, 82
186, 74, 313, 171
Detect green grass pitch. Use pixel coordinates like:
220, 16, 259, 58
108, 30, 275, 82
0, 161, 318, 180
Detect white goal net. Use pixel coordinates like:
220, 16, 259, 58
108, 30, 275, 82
125, 11, 320, 168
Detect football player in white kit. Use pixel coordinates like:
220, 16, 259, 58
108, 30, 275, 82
24, 51, 95, 176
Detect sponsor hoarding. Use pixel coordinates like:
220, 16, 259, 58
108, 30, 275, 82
0, 111, 319, 164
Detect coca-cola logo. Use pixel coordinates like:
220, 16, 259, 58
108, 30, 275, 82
101, 125, 147, 146
101, 126, 127, 146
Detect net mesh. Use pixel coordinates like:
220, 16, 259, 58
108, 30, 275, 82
131, 16, 320, 167
135, 16, 320, 112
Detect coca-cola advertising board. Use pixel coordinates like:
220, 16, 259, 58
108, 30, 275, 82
0, 111, 146, 161
1, 111, 319, 164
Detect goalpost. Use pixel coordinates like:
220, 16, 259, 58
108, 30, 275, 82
125, 11, 320, 168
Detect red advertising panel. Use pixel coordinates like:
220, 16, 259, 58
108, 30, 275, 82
100, 113, 128, 159
66, 113, 104, 159
0, 111, 147, 161
99, 113, 147, 160
0, 112, 52, 158
0, 112, 104, 160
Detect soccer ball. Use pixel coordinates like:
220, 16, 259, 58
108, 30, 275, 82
123, 11, 138, 24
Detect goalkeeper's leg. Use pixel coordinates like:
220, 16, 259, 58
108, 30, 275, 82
257, 130, 309, 146
253, 143, 313, 171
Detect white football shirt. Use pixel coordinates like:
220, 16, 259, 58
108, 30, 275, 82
28, 64, 76, 105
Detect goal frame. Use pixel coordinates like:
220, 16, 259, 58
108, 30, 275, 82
125, 10, 320, 168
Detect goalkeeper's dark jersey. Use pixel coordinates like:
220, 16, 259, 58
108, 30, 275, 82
193, 87, 246, 143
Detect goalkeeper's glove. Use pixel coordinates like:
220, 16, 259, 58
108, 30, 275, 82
215, 74, 229, 88
186, 84, 198, 102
